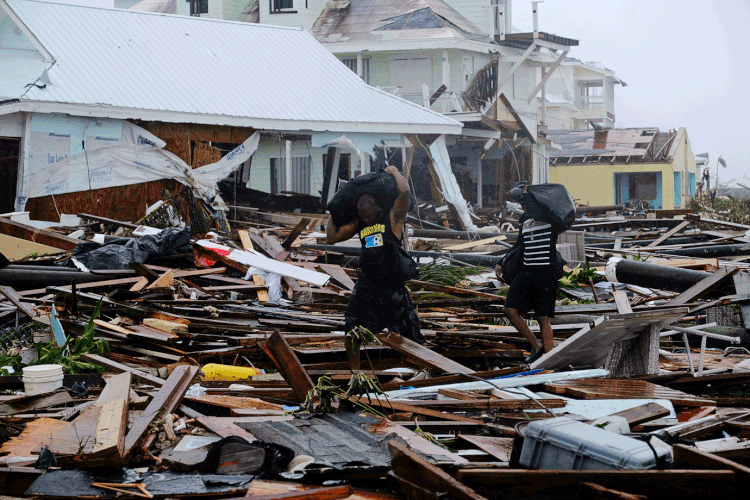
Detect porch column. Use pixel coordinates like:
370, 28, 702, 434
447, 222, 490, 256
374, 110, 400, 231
476, 157, 483, 209
356, 51, 363, 79
285, 139, 293, 194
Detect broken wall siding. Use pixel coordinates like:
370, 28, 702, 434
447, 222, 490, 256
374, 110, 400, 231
25, 179, 181, 223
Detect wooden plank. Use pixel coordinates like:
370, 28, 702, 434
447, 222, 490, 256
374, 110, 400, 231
375, 332, 475, 375
457, 435, 513, 462
612, 290, 633, 314
144, 269, 174, 290
122, 365, 196, 456
673, 443, 750, 481
281, 218, 311, 250
389, 441, 489, 500
318, 264, 355, 291
0, 286, 37, 317
0, 390, 73, 416
238, 230, 254, 251
244, 486, 352, 500
91, 372, 131, 457
388, 471, 447, 500
595, 402, 671, 427
351, 397, 483, 424
544, 379, 715, 407
437, 388, 486, 401
128, 277, 150, 292
262, 331, 315, 402
142, 318, 188, 335
409, 280, 502, 299
645, 220, 691, 248
456, 469, 736, 497
252, 274, 270, 302
77, 213, 138, 230
0, 417, 68, 457
398, 399, 567, 410
442, 236, 507, 251
668, 267, 738, 306
0, 217, 80, 251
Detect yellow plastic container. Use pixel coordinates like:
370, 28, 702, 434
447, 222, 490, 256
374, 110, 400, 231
200, 363, 264, 381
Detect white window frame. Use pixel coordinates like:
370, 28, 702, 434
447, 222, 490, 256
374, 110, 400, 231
342, 57, 371, 84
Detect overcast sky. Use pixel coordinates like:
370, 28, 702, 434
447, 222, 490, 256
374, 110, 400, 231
513, 0, 750, 187
45, 0, 748, 186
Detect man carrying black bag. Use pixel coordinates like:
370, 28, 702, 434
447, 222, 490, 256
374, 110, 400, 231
327, 165, 423, 369
496, 181, 565, 364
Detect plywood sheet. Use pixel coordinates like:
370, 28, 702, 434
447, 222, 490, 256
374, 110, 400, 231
531, 308, 688, 371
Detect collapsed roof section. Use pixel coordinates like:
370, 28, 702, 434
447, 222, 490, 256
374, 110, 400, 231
547, 128, 685, 165
0, 0, 462, 135
311, 0, 490, 45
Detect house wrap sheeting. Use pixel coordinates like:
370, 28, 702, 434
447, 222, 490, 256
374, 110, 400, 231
0, 0, 462, 135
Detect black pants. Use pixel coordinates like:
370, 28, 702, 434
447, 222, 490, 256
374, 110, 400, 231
344, 280, 424, 344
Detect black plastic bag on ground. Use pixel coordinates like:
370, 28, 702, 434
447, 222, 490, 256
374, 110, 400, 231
58, 226, 192, 270
197, 436, 294, 476
522, 184, 575, 233
327, 170, 415, 227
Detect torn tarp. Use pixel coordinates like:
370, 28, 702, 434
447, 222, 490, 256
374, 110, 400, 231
24, 131, 260, 206
58, 227, 192, 270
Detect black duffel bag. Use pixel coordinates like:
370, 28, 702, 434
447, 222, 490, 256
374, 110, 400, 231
327, 170, 415, 227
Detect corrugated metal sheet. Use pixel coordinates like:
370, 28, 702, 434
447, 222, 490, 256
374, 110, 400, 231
547, 128, 660, 159
2, 0, 461, 133
0, 52, 47, 100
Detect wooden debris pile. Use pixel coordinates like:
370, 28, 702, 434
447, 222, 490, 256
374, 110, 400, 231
0, 207, 749, 499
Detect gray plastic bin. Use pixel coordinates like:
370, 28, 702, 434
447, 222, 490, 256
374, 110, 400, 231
519, 417, 670, 470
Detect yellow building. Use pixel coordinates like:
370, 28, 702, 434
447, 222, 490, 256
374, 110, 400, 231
547, 127, 698, 210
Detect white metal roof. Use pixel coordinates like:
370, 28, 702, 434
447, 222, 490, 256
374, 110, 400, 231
0, 0, 462, 135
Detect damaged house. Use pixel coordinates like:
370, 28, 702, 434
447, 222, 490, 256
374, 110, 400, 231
0, 0, 462, 223
547, 127, 700, 210
121, 0, 585, 210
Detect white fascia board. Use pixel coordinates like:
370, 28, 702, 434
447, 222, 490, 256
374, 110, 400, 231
458, 128, 506, 139
16, 101, 463, 135
0, 102, 22, 116
322, 38, 499, 55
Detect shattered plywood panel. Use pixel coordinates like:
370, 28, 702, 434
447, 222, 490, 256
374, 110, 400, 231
0, 418, 68, 457
192, 141, 222, 169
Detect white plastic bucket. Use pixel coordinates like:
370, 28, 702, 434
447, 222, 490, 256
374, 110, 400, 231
22, 364, 64, 396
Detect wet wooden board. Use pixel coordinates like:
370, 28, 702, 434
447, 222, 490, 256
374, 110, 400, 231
457, 435, 513, 462
544, 379, 716, 407
0, 286, 36, 318
530, 308, 688, 371
397, 399, 567, 410
185, 394, 284, 411
0, 390, 73, 416
375, 332, 475, 375
262, 331, 315, 402
0, 417, 68, 457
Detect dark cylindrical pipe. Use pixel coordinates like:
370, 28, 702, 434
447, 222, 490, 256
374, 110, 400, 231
586, 237, 707, 250
604, 257, 710, 293
653, 243, 750, 258
0, 267, 132, 290
301, 244, 503, 267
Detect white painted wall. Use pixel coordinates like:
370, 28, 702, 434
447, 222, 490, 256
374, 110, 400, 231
248, 137, 325, 196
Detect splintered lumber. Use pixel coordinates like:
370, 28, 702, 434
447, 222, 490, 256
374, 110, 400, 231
667, 266, 738, 306
409, 280, 502, 299
144, 270, 174, 290
350, 397, 483, 424
123, 365, 197, 456
457, 435, 513, 462
387, 471, 447, 500
262, 331, 314, 402
81, 353, 164, 387
388, 441, 489, 500
442, 235, 507, 251
578, 482, 646, 500
281, 218, 311, 249
185, 394, 283, 411
142, 318, 188, 335
375, 332, 475, 375
398, 399, 567, 410
544, 379, 716, 407
0, 216, 80, 251
672, 443, 750, 482
195, 240, 330, 286
252, 274, 270, 302
0, 390, 73, 416
0, 286, 37, 317
248, 486, 353, 500
129, 277, 150, 292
